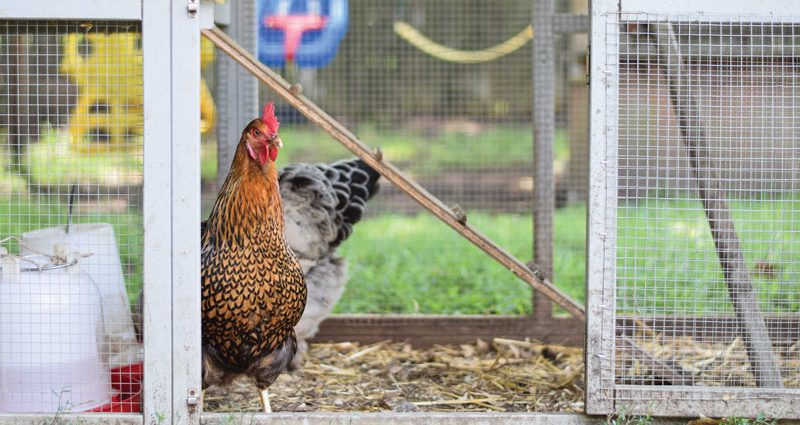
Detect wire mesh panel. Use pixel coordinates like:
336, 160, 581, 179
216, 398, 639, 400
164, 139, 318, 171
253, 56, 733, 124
264, 0, 537, 215
588, 1, 800, 417
206, 0, 556, 317
0, 21, 143, 413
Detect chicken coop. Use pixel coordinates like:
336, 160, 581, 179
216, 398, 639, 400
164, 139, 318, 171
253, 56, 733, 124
586, 0, 800, 418
2, 0, 800, 423
0, 0, 588, 421
0, 1, 202, 423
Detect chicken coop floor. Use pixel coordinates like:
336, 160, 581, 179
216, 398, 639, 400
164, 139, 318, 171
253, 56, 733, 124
203, 338, 584, 413
619, 325, 800, 387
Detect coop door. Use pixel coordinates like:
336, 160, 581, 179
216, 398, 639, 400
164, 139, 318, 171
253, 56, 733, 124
586, 0, 800, 417
0, 2, 201, 422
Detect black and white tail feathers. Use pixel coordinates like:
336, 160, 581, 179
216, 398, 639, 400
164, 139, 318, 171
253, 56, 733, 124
321, 158, 381, 246
279, 158, 381, 369
279, 158, 380, 257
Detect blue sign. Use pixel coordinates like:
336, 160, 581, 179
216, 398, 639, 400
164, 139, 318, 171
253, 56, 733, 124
258, 0, 348, 68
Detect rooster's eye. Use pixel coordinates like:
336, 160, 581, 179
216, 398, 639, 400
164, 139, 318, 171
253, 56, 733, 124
253, 129, 261, 136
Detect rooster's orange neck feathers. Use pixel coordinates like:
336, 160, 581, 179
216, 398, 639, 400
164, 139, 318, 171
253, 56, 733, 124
206, 138, 284, 245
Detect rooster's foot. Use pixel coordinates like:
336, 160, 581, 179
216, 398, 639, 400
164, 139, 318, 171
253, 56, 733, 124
259, 388, 272, 413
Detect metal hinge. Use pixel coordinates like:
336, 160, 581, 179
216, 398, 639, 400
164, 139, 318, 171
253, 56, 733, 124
585, 47, 591, 85
186, 388, 200, 408
187, 0, 199, 17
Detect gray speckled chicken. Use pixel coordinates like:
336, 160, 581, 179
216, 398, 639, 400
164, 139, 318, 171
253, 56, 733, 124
279, 158, 380, 369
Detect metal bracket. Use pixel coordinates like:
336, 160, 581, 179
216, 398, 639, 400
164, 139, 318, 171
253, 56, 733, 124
526, 260, 548, 281
186, 388, 200, 408
585, 48, 591, 85
450, 204, 467, 224
187, 0, 199, 17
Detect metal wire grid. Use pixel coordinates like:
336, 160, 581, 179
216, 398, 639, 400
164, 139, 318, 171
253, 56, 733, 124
606, 13, 800, 398
274, 0, 538, 215
0, 21, 143, 413
203, 0, 583, 315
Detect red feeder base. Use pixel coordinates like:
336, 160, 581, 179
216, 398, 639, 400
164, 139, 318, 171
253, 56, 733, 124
88, 362, 143, 413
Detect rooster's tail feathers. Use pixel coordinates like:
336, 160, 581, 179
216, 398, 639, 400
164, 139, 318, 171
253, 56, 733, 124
323, 158, 381, 246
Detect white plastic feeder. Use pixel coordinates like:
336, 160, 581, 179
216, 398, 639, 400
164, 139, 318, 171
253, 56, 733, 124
0, 250, 113, 412
21, 223, 141, 367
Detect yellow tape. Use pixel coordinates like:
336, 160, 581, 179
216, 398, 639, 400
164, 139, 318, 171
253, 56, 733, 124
393, 21, 534, 64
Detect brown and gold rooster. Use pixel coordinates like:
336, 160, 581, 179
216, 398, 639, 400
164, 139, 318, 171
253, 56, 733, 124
201, 102, 306, 412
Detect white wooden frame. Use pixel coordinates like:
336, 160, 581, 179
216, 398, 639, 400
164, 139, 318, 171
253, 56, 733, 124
0, 1, 142, 20
585, 0, 618, 416
143, 1, 202, 425
586, 0, 800, 417
618, 0, 800, 19
0, 2, 201, 424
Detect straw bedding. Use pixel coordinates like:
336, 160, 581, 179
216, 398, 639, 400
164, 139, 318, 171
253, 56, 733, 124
203, 338, 585, 413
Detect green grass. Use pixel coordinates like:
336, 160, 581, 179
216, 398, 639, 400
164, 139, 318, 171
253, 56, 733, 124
3, 181, 799, 316
333, 213, 534, 314
16, 121, 798, 317
215, 124, 569, 174
334, 196, 800, 315
333, 208, 587, 315
25, 127, 142, 187
201, 139, 218, 181
3, 194, 799, 316
615, 197, 800, 315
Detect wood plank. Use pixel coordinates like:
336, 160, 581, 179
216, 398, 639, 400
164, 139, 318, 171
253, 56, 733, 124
618, 315, 800, 344
0, 413, 141, 425
202, 412, 609, 425
309, 315, 585, 347
311, 314, 800, 348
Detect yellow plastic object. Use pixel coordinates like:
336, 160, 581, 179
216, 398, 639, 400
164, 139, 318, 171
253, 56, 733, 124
61, 33, 216, 154
61, 33, 143, 153
61, 33, 143, 100
67, 93, 144, 154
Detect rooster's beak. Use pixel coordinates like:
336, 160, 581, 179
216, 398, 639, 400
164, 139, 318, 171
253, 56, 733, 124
272, 137, 284, 148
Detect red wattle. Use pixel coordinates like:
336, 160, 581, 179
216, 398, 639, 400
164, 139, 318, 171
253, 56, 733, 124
259, 148, 269, 165
269, 146, 279, 162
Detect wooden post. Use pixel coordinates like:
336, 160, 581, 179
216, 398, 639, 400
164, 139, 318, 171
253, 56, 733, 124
566, 0, 589, 204
532, 0, 555, 320
650, 22, 783, 388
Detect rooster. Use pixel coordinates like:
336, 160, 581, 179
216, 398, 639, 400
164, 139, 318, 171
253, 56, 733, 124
132, 112, 380, 408
132, 159, 380, 355
281, 158, 380, 369
200, 102, 306, 413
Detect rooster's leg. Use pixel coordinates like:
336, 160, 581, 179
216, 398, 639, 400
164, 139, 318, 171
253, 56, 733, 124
259, 388, 272, 413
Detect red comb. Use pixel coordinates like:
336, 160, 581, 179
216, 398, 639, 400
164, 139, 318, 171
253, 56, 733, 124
262, 102, 280, 135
